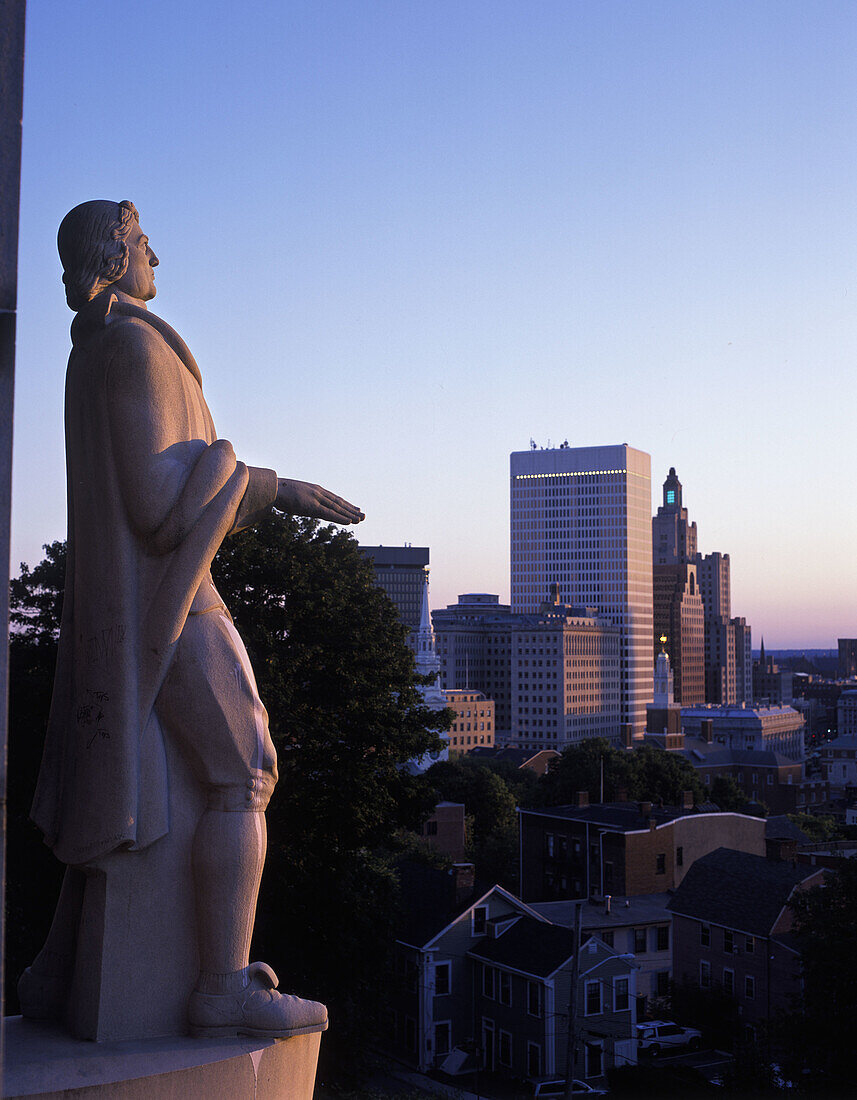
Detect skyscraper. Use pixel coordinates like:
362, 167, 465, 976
358, 545, 429, 651
510, 443, 653, 736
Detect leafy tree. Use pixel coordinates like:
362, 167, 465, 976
780, 857, 857, 1090
536, 738, 637, 805
786, 812, 837, 843
6, 541, 68, 1011
424, 756, 519, 888
710, 774, 748, 812
537, 739, 705, 808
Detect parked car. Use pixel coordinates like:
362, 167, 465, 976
532, 1079, 608, 1097
636, 1020, 702, 1056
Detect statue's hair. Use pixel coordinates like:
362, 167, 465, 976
57, 200, 140, 312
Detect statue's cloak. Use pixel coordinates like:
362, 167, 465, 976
31, 295, 277, 865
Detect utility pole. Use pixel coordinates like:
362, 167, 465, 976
564, 901, 583, 1099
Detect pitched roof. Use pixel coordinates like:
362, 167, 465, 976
766, 815, 812, 843
667, 848, 815, 936
395, 860, 485, 946
468, 914, 576, 978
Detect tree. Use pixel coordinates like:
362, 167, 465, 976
710, 774, 747, 813
536, 739, 705, 808
424, 757, 519, 888
6, 541, 68, 1011
779, 857, 857, 1090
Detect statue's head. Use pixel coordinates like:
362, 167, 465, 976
58, 200, 151, 311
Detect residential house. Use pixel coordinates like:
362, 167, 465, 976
668, 848, 826, 1039
392, 862, 637, 1083
531, 893, 673, 1014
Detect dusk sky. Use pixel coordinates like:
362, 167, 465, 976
13, 2, 857, 649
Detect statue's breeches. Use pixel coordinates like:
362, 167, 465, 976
156, 609, 278, 811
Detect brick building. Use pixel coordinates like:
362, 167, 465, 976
444, 689, 495, 755
518, 800, 766, 903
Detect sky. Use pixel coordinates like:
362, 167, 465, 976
12, 1, 857, 649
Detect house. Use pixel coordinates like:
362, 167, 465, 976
519, 797, 766, 902
667, 848, 826, 1039
531, 893, 673, 1013
391, 861, 637, 1083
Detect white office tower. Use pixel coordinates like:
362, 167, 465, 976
510, 443, 653, 737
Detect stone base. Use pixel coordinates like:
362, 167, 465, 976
3, 1016, 324, 1099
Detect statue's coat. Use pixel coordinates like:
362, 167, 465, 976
31, 295, 277, 865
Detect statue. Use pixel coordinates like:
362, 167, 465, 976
19, 200, 363, 1039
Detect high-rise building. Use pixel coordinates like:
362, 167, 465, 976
510, 443, 653, 736
359, 545, 429, 651
652, 467, 698, 564
839, 639, 857, 679
652, 562, 705, 703
651, 471, 752, 705
433, 589, 620, 750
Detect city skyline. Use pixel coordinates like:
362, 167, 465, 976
12, 3, 857, 649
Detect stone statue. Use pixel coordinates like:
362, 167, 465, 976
20, 200, 363, 1040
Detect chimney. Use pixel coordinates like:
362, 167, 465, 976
701, 719, 713, 744
575, 790, 589, 808
621, 723, 633, 749
452, 862, 475, 903
639, 801, 653, 817
616, 786, 628, 802
682, 790, 694, 810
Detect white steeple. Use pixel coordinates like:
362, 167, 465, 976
410, 572, 449, 770
653, 634, 675, 706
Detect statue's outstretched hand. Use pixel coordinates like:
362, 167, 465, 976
275, 478, 364, 525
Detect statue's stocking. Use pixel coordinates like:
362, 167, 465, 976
192, 809, 266, 994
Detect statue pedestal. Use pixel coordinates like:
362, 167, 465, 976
3, 1017, 324, 1099
68, 735, 206, 1041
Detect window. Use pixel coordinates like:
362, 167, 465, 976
676, 846, 684, 867
498, 971, 512, 1006
700, 924, 710, 948
634, 928, 647, 953
498, 1029, 512, 1067
745, 975, 755, 1000
745, 935, 755, 954
656, 853, 666, 875
700, 960, 711, 989
614, 977, 629, 1011
723, 968, 735, 995
424, 820, 438, 836
724, 930, 734, 954
527, 1042, 542, 1077
601, 930, 614, 948
435, 962, 451, 997
545, 833, 556, 857
434, 1021, 451, 1056
472, 906, 488, 936
656, 926, 670, 952
482, 965, 495, 1000
527, 981, 543, 1018
585, 980, 601, 1015
656, 970, 670, 997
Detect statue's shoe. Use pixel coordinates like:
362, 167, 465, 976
188, 962, 328, 1039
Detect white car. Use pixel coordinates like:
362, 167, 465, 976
532, 1080, 608, 1097
636, 1020, 702, 1056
